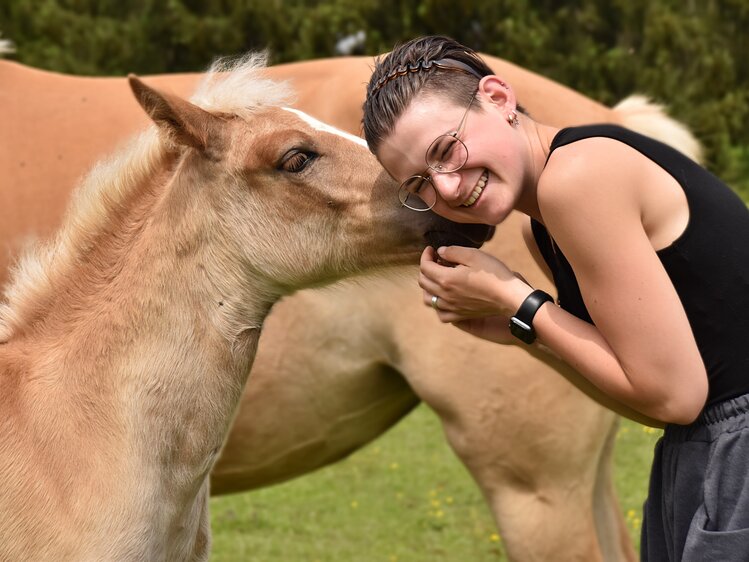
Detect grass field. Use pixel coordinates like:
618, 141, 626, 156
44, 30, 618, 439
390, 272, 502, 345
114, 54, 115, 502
210, 404, 663, 561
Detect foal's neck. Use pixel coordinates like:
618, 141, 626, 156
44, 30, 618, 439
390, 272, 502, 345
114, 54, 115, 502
25, 157, 279, 490
0, 158, 279, 558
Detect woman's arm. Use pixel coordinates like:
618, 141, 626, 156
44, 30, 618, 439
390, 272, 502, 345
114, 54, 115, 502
520, 220, 667, 428
533, 137, 708, 424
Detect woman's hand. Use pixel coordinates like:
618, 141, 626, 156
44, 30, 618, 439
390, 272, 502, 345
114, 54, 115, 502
419, 245, 534, 341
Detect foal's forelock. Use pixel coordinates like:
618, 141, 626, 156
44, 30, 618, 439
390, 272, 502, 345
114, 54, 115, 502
190, 52, 294, 118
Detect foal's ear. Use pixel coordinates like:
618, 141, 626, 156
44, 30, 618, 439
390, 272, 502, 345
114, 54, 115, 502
128, 74, 224, 156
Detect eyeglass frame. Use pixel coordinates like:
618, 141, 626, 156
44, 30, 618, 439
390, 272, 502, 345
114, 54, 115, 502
398, 87, 479, 212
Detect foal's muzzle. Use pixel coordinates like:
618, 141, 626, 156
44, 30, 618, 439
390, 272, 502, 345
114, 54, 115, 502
425, 221, 495, 250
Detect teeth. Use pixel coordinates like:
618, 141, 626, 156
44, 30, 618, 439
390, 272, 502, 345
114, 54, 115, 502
461, 170, 489, 207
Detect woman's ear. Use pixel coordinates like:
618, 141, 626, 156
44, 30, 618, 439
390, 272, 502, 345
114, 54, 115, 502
478, 75, 517, 112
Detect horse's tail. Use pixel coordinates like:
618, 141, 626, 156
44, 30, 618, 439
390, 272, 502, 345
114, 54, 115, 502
0, 32, 15, 56
614, 94, 703, 164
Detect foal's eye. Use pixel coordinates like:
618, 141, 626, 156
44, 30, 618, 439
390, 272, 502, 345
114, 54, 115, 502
278, 149, 318, 173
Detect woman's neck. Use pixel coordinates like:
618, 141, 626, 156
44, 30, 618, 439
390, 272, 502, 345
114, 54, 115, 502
516, 120, 559, 223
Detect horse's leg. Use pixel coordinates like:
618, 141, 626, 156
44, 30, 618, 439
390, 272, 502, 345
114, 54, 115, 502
402, 342, 623, 561
388, 213, 635, 562
449, 386, 632, 562
189, 484, 212, 562
593, 418, 639, 562
438, 360, 636, 561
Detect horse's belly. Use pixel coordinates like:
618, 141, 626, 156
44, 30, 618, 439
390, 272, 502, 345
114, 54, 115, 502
210, 288, 420, 494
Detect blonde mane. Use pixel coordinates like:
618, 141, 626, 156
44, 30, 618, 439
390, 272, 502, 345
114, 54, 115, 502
0, 53, 294, 341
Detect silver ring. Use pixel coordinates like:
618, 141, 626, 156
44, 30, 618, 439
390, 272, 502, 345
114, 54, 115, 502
431, 295, 440, 310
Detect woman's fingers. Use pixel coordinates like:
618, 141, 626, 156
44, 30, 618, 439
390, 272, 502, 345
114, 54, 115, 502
422, 289, 454, 312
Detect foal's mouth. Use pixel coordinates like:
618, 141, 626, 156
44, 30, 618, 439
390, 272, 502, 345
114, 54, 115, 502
425, 223, 495, 250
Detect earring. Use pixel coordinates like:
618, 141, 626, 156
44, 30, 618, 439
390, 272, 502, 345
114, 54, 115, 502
507, 110, 519, 128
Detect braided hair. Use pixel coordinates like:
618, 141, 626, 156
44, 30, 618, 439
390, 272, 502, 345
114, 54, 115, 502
363, 36, 495, 155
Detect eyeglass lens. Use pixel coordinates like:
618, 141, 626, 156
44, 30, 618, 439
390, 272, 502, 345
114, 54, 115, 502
426, 135, 468, 173
398, 176, 437, 211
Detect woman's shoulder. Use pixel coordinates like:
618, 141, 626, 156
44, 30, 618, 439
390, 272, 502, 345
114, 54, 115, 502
538, 134, 647, 213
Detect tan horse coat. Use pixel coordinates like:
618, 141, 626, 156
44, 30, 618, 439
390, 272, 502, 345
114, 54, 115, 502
1, 54, 700, 560
0, 57, 490, 560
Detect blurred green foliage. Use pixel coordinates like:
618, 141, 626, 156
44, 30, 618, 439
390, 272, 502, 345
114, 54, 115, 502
1, 0, 747, 194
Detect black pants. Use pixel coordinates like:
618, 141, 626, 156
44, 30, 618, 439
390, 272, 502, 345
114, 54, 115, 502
642, 393, 749, 561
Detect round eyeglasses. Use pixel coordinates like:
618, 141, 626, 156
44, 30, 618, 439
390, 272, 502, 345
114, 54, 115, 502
397, 91, 476, 212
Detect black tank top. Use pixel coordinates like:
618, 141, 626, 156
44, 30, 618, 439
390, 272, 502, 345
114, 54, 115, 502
532, 124, 749, 406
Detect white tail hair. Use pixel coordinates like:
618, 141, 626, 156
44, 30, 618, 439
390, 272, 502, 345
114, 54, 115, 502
614, 95, 703, 164
0, 32, 15, 56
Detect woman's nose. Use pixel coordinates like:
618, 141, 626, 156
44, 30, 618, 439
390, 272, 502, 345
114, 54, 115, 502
430, 172, 463, 204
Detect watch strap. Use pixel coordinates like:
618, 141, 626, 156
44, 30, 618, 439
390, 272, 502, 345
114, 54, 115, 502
510, 289, 554, 343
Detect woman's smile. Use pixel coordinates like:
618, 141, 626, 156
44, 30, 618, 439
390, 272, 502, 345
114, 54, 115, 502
460, 169, 489, 207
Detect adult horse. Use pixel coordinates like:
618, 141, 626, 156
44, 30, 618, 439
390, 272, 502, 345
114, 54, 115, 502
0, 54, 701, 561
0, 54, 490, 560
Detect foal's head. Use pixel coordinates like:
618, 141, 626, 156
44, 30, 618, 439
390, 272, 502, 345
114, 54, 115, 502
128, 55, 491, 294
0, 55, 491, 343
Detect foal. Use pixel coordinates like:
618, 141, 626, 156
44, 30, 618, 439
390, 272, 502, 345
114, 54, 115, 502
0, 55, 490, 560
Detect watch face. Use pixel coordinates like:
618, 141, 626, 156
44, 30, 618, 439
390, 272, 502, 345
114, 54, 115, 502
509, 317, 535, 344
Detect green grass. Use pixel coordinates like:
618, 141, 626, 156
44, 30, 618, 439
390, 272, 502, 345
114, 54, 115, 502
209, 405, 662, 561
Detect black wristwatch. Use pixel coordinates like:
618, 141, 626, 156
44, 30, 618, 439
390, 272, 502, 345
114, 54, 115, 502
508, 289, 554, 344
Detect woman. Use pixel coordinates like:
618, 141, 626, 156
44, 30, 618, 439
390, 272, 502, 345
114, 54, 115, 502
362, 36, 749, 561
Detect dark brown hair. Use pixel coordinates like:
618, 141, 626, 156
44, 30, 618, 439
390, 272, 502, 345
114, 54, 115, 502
362, 36, 497, 155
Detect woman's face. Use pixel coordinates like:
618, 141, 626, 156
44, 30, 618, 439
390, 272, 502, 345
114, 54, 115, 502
376, 87, 527, 226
